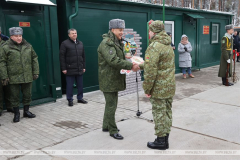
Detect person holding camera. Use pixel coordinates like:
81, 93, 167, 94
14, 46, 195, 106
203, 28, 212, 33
178, 34, 194, 79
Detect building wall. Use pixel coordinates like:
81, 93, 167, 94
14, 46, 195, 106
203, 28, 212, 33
57, 0, 231, 94
0, 0, 62, 107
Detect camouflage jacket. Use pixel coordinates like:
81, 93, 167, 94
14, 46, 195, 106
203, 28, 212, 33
0, 39, 39, 84
0, 40, 5, 46
98, 31, 133, 92
143, 31, 176, 99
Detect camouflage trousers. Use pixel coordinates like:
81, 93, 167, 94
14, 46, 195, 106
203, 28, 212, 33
6, 83, 32, 108
0, 82, 12, 112
150, 97, 173, 137
102, 92, 118, 135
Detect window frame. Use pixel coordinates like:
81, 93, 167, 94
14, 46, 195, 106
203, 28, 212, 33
211, 23, 220, 44
165, 21, 175, 45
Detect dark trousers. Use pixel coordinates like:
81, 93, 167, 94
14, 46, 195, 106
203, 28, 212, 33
222, 77, 226, 84
66, 75, 83, 102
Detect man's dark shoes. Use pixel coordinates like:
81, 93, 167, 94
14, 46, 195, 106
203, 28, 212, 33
223, 82, 234, 86
13, 107, 20, 123
23, 105, 36, 118
68, 101, 73, 106
147, 136, 167, 150
7, 108, 14, 113
78, 99, 88, 104
110, 133, 124, 140
102, 128, 120, 132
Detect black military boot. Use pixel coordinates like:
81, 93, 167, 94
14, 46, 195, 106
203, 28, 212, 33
166, 134, 169, 149
13, 107, 20, 123
147, 136, 167, 150
222, 77, 226, 85
23, 105, 36, 118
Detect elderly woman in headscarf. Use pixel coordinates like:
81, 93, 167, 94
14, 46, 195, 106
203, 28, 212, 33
178, 34, 195, 79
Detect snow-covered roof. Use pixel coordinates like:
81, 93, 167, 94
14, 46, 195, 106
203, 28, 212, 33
118, 0, 233, 16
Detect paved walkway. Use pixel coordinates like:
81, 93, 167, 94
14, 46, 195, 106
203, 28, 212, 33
0, 63, 239, 160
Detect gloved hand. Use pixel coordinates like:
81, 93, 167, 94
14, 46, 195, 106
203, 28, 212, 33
184, 47, 187, 52
227, 59, 231, 63
33, 75, 39, 80
2, 78, 9, 86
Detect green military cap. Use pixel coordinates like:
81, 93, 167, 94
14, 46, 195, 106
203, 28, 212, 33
149, 20, 165, 33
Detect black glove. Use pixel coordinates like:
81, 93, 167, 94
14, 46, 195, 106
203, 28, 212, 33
184, 47, 187, 52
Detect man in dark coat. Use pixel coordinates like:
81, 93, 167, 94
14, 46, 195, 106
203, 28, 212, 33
167, 32, 175, 50
0, 27, 9, 41
218, 25, 234, 86
233, 31, 239, 52
233, 31, 240, 62
60, 28, 88, 106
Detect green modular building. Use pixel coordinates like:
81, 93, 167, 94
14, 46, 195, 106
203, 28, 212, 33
0, 0, 62, 107
0, 0, 233, 107
57, 0, 233, 93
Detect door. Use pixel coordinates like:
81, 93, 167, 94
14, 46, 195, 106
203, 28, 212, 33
5, 14, 49, 100
183, 16, 197, 68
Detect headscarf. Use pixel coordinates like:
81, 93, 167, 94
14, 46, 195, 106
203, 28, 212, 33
181, 34, 189, 45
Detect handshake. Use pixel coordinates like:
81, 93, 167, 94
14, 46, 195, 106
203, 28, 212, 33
131, 62, 140, 72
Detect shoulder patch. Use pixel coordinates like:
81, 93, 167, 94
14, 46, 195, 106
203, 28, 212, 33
222, 39, 225, 44
145, 54, 150, 62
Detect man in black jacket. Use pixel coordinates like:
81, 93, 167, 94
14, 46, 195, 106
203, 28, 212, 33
167, 32, 175, 50
233, 31, 240, 62
60, 28, 88, 106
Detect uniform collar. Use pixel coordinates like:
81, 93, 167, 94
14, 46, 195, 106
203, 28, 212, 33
225, 33, 232, 39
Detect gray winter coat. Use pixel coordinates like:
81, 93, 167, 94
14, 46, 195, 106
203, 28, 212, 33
178, 42, 192, 68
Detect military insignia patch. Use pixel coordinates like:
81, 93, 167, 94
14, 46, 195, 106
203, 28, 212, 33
222, 40, 225, 44
109, 50, 113, 55
146, 56, 150, 62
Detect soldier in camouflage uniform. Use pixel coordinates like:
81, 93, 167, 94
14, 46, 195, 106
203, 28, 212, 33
0, 30, 13, 116
0, 27, 39, 122
141, 20, 176, 150
98, 19, 140, 140
0, 35, 5, 116
218, 24, 234, 86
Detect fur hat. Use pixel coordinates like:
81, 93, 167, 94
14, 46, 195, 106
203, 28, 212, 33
109, 19, 125, 30
9, 27, 23, 36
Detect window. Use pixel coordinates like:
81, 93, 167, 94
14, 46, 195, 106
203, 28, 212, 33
165, 21, 175, 45
212, 24, 219, 44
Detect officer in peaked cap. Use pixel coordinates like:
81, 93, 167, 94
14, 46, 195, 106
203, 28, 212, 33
218, 24, 234, 86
